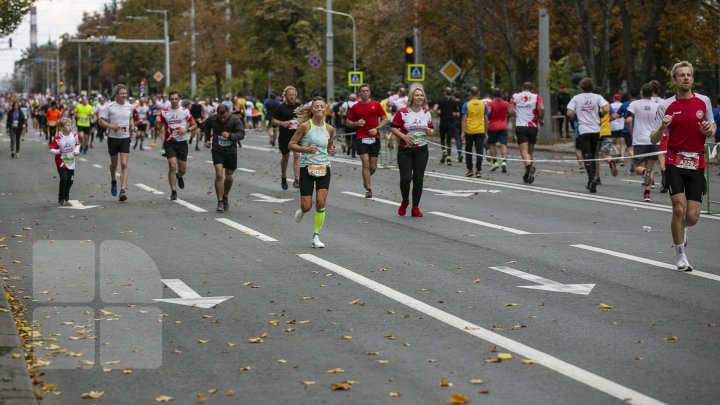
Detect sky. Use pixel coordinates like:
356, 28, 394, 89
0, 0, 109, 78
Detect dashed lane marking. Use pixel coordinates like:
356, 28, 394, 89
215, 218, 278, 242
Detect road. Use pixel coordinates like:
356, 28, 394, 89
1, 128, 719, 405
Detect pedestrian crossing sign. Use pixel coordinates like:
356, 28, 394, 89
407, 64, 425, 82
348, 71, 363, 87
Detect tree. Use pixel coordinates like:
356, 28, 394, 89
0, 0, 34, 37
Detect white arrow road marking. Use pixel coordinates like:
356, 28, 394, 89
572, 244, 720, 282
424, 188, 501, 197
60, 200, 100, 210
429, 212, 531, 235
171, 198, 207, 212
251, 193, 293, 203
92, 163, 103, 168
215, 218, 278, 242
136, 183, 165, 194
298, 254, 664, 405
488, 266, 595, 295
237, 168, 256, 173
154, 279, 232, 309
342, 191, 400, 206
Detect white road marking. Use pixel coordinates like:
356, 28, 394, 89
424, 188, 501, 196
215, 218, 278, 242
572, 244, 720, 282
205, 160, 213, 164
136, 183, 165, 195
488, 266, 595, 295
92, 164, 103, 168
298, 254, 664, 405
342, 191, 400, 206
243, 145, 276, 152
154, 279, 232, 309
171, 198, 207, 213
538, 169, 565, 174
60, 200, 100, 210
237, 168, 256, 173
429, 211, 531, 235
250, 193, 292, 203
623, 179, 644, 184
78, 157, 88, 162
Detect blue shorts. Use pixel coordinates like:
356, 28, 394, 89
487, 129, 508, 145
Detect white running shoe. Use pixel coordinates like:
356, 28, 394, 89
294, 209, 305, 223
676, 254, 693, 272
312, 235, 325, 248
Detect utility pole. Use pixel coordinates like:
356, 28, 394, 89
325, 0, 334, 101
87, 45, 92, 93
225, 0, 231, 88
190, 0, 197, 96
413, 0, 421, 64
77, 43, 82, 93
538, 4, 551, 143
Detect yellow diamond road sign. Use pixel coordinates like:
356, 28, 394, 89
440, 60, 461, 82
153, 71, 164, 82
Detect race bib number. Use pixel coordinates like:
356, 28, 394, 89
79, 116, 89, 124
218, 136, 232, 147
61, 153, 75, 164
409, 130, 427, 145
11, 120, 19, 128
361, 137, 376, 145
49, 121, 57, 127
676, 152, 700, 170
307, 165, 327, 177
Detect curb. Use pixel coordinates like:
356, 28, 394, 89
0, 284, 36, 405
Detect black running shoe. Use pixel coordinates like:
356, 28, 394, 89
177, 175, 184, 189
281, 178, 288, 190
170, 190, 178, 201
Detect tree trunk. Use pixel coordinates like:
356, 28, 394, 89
574, 0, 596, 81
639, 0, 669, 81
619, 0, 636, 90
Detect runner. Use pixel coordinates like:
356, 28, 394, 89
289, 97, 336, 248
509, 82, 544, 183
46, 101, 62, 144
391, 85, 433, 217
132, 98, 150, 151
49, 118, 80, 205
160, 91, 197, 200
340, 93, 358, 157
346, 83, 388, 198
626, 83, 661, 202
264, 92, 281, 146
487, 89, 510, 173
433, 87, 460, 165
98, 84, 136, 202
95, 96, 107, 144
75, 98, 94, 154
566, 77, 608, 193
188, 97, 204, 151
331, 94, 346, 153
461, 86, 489, 178
649, 61, 716, 271
714, 97, 720, 173
595, 91, 618, 185
271, 86, 303, 190
616, 90, 638, 172
37, 98, 48, 139
204, 104, 245, 212
5, 101, 26, 158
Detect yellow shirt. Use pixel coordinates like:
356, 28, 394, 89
463, 99, 488, 134
75, 104, 94, 128
599, 112, 611, 137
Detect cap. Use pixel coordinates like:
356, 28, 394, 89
613, 93, 621, 99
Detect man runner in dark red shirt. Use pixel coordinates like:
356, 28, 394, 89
346, 84, 388, 198
650, 61, 716, 271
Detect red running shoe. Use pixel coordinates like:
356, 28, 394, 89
398, 200, 409, 216
411, 207, 424, 217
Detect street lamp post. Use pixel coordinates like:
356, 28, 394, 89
313, 5, 356, 100
145, 9, 170, 88
313, 6, 356, 72
190, 0, 196, 96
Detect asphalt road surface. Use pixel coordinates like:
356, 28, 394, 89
1, 128, 719, 405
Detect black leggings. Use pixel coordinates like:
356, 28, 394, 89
439, 123, 455, 156
577, 133, 599, 181
10, 129, 21, 153
465, 133, 486, 170
398, 145, 429, 206
57, 167, 74, 201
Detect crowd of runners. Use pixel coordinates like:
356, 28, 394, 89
1, 61, 718, 269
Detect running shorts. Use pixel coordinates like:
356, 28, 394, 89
598, 137, 612, 154
211, 149, 238, 171
137, 123, 147, 132
164, 141, 189, 161
611, 130, 623, 138
633, 144, 659, 163
355, 138, 381, 157
666, 164, 705, 202
515, 126, 538, 145
107, 137, 131, 156
487, 129, 508, 145
279, 132, 292, 155
300, 166, 331, 196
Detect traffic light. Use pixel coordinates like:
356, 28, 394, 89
404, 37, 414, 63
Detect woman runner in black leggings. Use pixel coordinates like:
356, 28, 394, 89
391, 85, 434, 217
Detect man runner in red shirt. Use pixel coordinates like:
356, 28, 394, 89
346, 84, 389, 198
650, 61, 716, 271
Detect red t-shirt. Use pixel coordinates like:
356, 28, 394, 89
656, 94, 714, 169
347, 100, 386, 139
487, 98, 509, 131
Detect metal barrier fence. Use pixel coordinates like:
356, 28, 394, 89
705, 142, 720, 215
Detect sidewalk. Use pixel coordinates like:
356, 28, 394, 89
0, 276, 36, 405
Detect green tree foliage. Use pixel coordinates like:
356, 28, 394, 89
0, 0, 34, 37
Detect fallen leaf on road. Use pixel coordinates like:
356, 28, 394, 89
155, 395, 174, 402
341, 335, 352, 340
327, 368, 345, 373
78, 360, 95, 366
196, 339, 209, 344
302, 296, 315, 300
348, 299, 365, 306
385, 333, 396, 340
663, 336, 679, 341
208, 388, 217, 394
440, 377, 453, 387
377, 359, 390, 364
81, 391, 104, 399
634, 356, 643, 360
11, 260, 21, 264
490, 345, 498, 352
469, 379, 483, 384
227, 342, 238, 347
240, 366, 252, 371
197, 393, 207, 401
331, 381, 353, 390
99, 309, 114, 316
277, 359, 287, 363
464, 326, 480, 330
521, 359, 537, 364
284, 328, 295, 333
269, 320, 280, 326
389, 392, 401, 397
367, 352, 380, 355
599, 303, 614, 311
449, 393, 470, 404
226, 389, 234, 396
497, 353, 513, 360
302, 381, 316, 386
506, 260, 516, 264
472, 279, 481, 284
504, 303, 518, 307
248, 338, 264, 343
483, 357, 501, 364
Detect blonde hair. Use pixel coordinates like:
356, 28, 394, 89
295, 97, 325, 124
671, 61, 693, 78
59, 117, 73, 133
282, 86, 297, 103
407, 84, 428, 110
